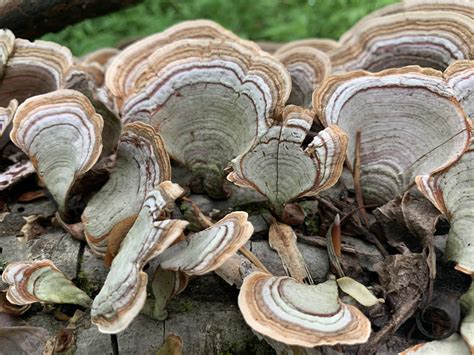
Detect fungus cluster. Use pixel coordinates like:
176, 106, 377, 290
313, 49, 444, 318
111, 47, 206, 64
1, 2, 474, 353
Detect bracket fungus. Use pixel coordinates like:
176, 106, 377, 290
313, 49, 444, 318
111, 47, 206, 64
416, 138, 474, 274
401, 334, 471, 355
105, 20, 260, 108
0, 99, 17, 138
159, 211, 254, 275
10, 89, 103, 215
81, 47, 119, 68
354, 0, 474, 26
0, 160, 35, 191
0, 37, 73, 107
228, 106, 347, 216
120, 37, 291, 197
331, 11, 474, 73
314, 67, 471, 205
91, 182, 188, 334
274, 38, 340, 55
82, 122, 170, 258
64, 67, 122, 157
445, 60, 474, 119
2, 260, 91, 307
275, 47, 331, 107
238, 272, 371, 348
0, 29, 14, 78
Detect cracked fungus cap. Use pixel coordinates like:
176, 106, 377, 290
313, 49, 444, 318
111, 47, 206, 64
314, 66, 471, 205
228, 105, 347, 216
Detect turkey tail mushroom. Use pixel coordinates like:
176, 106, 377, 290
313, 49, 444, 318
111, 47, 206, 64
91, 182, 188, 334
274, 38, 340, 55
228, 105, 347, 217
105, 19, 261, 109
0, 29, 14, 78
159, 211, 254, 275
0, 37, 73, 106
82, 122, 170, 259
2, 260, 91, 307
238, 272, 371, 348
275, 47, 331, 107
331, 11, 473, 73
415, 61, 474, 274
314, 66, 471, 205
10, 89, 103, 216
119, 36, 291, 198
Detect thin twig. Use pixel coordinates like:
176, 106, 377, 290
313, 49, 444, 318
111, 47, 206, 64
298, 235, 380, 256
182, 196, 272, 274
352, 223, 390, 257
315, 196, 389, 257
332, 214, 342, 258
239, 246, 272, 275
315, 196, 341, 215
339, 204, 378, 224
353, 130, 370, 226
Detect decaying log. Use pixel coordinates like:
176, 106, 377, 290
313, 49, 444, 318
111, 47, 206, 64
0, 0, 143, 39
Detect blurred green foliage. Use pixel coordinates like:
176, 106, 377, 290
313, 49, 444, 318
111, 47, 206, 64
42, 0, 398, 56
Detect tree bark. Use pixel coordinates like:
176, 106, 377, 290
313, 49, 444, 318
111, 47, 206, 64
0, 0, 143, 39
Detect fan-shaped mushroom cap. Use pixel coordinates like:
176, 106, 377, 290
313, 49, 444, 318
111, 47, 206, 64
106, 20, 261, 107
275, 38, 340, 55
275, 47, 331, 107
64, 67, 122, 156
82, 122, 170, 257
159, 211, 254, 275
2, 260, 91, 307
238, 272, 371, 347
81, 47, 119, 67
332, 11, 473, 73
0, 160, 34, 191
400, 333, 470, 355
121, 37, 291, 197
10, 89, 103, 214
444, 60, 474, 119
0, 38, 73, 106
228, 106, 347, 215
0, 99, 17, 137
314, 67, 471, 205
416, 138, 474, 274
91, 182, 188, 334
351, 0, 474, 29
0, 29, 14, 78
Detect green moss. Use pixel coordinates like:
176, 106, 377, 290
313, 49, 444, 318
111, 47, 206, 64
172, 299, 193, 313
73, 271, 96, 298
221, 335, 274, 355
304, 214, 320, 235
0, 258, 8, 275
41, 0, 398, 56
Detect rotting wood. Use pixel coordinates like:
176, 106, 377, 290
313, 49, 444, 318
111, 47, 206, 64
0, 0, 143, 39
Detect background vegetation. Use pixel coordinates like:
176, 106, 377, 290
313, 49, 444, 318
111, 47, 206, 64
42, 0, 398, 56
